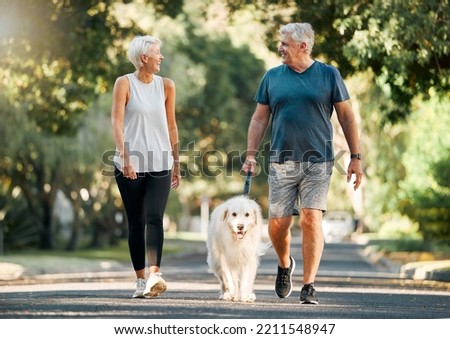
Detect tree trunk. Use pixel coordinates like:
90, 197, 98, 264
66, 206, 82, 251
40, 197, 54, 249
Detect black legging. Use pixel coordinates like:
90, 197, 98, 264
115, 167, 172, 271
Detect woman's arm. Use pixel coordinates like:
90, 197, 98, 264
163, 77, 180, 189
111, 76, 136, 179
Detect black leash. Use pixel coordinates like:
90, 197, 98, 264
243, 171, 252, 195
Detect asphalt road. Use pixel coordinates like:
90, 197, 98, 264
1, 239, 449, 320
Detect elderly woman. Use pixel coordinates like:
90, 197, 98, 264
111, 35, 180, 299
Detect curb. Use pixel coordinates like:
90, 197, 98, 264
363, 247, 450, 283
0, 270, 134, 286
400, 260, 450, 282
0, 262, 25, 281
0, 238, 207, 285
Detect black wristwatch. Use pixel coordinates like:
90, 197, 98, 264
350, 153, 362, 160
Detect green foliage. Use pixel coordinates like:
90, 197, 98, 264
1, 0, 448, 252
395, 96, 450, 241
400, 155, 450, 242
432, 155, 450, 189
0, 182, 40, 250
0, 0, 158, 249
178, 26, 265, 168
0, 0, 135, 135
223, 0, 450, 124
152, 0, 185, 18
337, 0, 449, 124
345, 70, 450, 243
366, 239, 430, 253
0, 0, 268, 250
353, 73, 408, 230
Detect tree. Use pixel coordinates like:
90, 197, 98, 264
177, 24, 266, 178
0, 0, 267, 247
397, 97, 450, 244
220, 0, 450, 242
0, 0, 141, 249
0, 101, 70, 249
0, 0, 137, 135
222, 0, 450, 124
400, 155, 450, 245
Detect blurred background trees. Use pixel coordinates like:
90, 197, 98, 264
0, 0, 448, 252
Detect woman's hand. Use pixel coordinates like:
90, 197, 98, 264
171, 162, 181, 189
122, 154, 137, 180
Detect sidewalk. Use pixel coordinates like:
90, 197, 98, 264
1, 236, 449, 284
0, 255, 132, 284
0, 235, 208, 285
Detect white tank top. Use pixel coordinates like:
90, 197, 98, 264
114, 73, 173, 173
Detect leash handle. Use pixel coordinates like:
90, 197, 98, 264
243, 171, 252, 195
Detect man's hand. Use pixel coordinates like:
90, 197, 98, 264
241, 156, 257, 176
347, 159, 363, 190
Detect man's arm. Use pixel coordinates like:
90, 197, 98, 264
242, 103, 271, 175
335, 100, 363, 190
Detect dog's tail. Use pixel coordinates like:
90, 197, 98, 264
256, 241, 272, 257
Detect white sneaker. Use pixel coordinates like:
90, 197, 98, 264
144, 272, 167, 297
132, 278, 146, 299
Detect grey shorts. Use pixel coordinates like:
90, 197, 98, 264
268, 161, 333, 218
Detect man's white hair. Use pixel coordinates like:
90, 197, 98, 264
280, 23, 315, 54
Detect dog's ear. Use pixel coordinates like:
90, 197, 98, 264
253, 207, 262, 226
222, 209, 228, 221
253, 209, 258, 224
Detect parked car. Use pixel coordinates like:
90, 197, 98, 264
322, 210, 355, 243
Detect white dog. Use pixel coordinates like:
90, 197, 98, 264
206, 195, 268, 302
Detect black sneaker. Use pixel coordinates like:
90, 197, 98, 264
300, 283, 319, 304
275, 256, 295, 298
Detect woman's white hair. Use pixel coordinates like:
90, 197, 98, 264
127, 35, 162, 70
280, 23, 315, 54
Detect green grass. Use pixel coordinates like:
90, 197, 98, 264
365, 237, 450, 255
4, 232, 207, 262
6, 240, 130, 262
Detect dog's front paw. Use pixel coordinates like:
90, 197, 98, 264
219, 292, 234, 301
241, 293, 256, 303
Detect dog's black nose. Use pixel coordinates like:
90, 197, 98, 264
237, 224, 244, 230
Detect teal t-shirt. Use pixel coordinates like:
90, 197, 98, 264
254, 61, 350, 162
